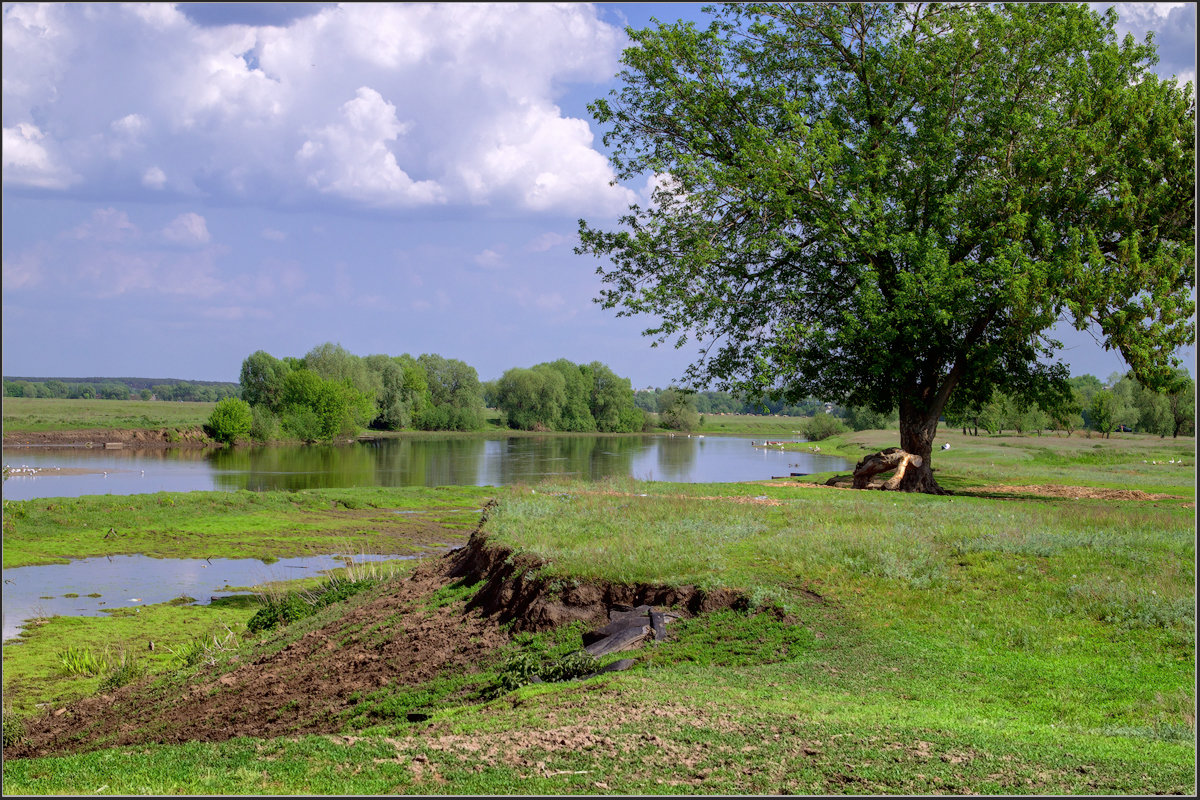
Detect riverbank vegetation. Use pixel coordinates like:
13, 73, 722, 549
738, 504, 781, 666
2, 432, 1193, 793
7, 346, 1190, 448
2, 485, 492, 569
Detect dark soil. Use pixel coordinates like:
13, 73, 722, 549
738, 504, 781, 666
4, 520, 748, 760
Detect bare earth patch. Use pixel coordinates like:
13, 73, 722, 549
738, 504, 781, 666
956, 484, 1185, 501
3, 428, 213, 449
790, 479, 1186, 502
5, 553, 513, 759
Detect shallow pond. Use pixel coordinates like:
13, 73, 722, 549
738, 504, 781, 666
2, 434, 849, 500
2, 553, 416, 642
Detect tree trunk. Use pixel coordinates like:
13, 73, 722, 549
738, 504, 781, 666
896, 410, 947, 494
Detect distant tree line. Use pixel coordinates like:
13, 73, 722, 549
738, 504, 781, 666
944, 371, 1195, 439
3, 377, 239, 402
632, 388, 834, 417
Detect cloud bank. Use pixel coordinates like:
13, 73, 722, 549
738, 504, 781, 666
2, 2, 636, 215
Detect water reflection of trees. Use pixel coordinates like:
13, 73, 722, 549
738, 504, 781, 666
486, 435, 642, 486
368, 437, 487, 487
209, 437, 492, 491
209, 444, 378, 491
654, 435, 700, 481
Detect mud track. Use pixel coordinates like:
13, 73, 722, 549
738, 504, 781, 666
5, 515, 749, 760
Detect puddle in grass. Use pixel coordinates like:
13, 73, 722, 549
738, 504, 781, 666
2, 552, 417, 641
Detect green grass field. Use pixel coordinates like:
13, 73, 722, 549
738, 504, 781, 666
2, 434, 1194, 794
2, 397, 215, 433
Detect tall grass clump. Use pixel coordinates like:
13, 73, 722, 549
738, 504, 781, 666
1054, 579, 1195, 639
167, 627, 239, 670
246, 560, 405, 634
99, 650, 145, 692
57, 646, 106, 677
2, 705, 26, 748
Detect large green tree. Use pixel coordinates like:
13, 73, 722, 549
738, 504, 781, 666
414, 354, 484, 431
577, 2, 1194, 492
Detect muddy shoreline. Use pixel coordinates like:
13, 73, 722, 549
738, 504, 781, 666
3, 428, 215, 450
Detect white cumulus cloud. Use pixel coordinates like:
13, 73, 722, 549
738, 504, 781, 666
296, 86, 443, 207
142, 166, 167, 189
2, 123, 78, 188
1, 3, 633, 214
162, 212, 212, 246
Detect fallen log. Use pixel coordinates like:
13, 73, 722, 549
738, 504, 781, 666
851, 447, 923, 490
584, 624, 652, 657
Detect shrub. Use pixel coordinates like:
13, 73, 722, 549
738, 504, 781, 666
2, 707, 25, 748
245, 577, 381, 634
491, 649, 599, 695
250, 404, 281, 442
100, 651, 145, 692
800, 413, 848, 441
206, 398, 253, 444
246, 592, 312, 634
844, 405, 896, 431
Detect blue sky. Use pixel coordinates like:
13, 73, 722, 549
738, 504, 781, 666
2, 2, 1195, 388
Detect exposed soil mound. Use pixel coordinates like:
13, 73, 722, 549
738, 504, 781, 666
3, 427, 214, 449
447, 529, 749, 634
5, 521, 749, 760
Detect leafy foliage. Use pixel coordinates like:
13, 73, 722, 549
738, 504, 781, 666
245, 577, 380, 634
577, 2, 1195, 488
798, 413, 848, 441
496, 359, 643, 432
205, 397, 253, 444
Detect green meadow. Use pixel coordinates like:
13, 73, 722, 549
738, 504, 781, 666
2, 396, 808, 437
2, 433, 1195, 794
2, 397, 216, 433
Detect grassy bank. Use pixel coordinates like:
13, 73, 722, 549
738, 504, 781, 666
2, 397, 215, 433
2, 485, 492, 569
785, 429, 1196, 496
3, 437, 1194, 794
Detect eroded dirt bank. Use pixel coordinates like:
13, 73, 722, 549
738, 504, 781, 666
3, 427, 214, 449
4, 524, 749, 760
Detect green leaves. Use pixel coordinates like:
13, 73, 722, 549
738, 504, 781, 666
578, 1, 1194, 441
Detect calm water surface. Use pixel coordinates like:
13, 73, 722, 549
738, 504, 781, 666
2, 553, 417, 642
2, 434, 849, 500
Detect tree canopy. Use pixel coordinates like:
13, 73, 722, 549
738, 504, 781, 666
577, 2, 1194, 492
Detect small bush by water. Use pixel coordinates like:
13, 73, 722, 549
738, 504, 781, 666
246, 574, 385, 634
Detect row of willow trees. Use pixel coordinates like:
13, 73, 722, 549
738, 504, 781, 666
223, 344, 645, 443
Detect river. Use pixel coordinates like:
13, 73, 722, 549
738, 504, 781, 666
2, 434, 848, 501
